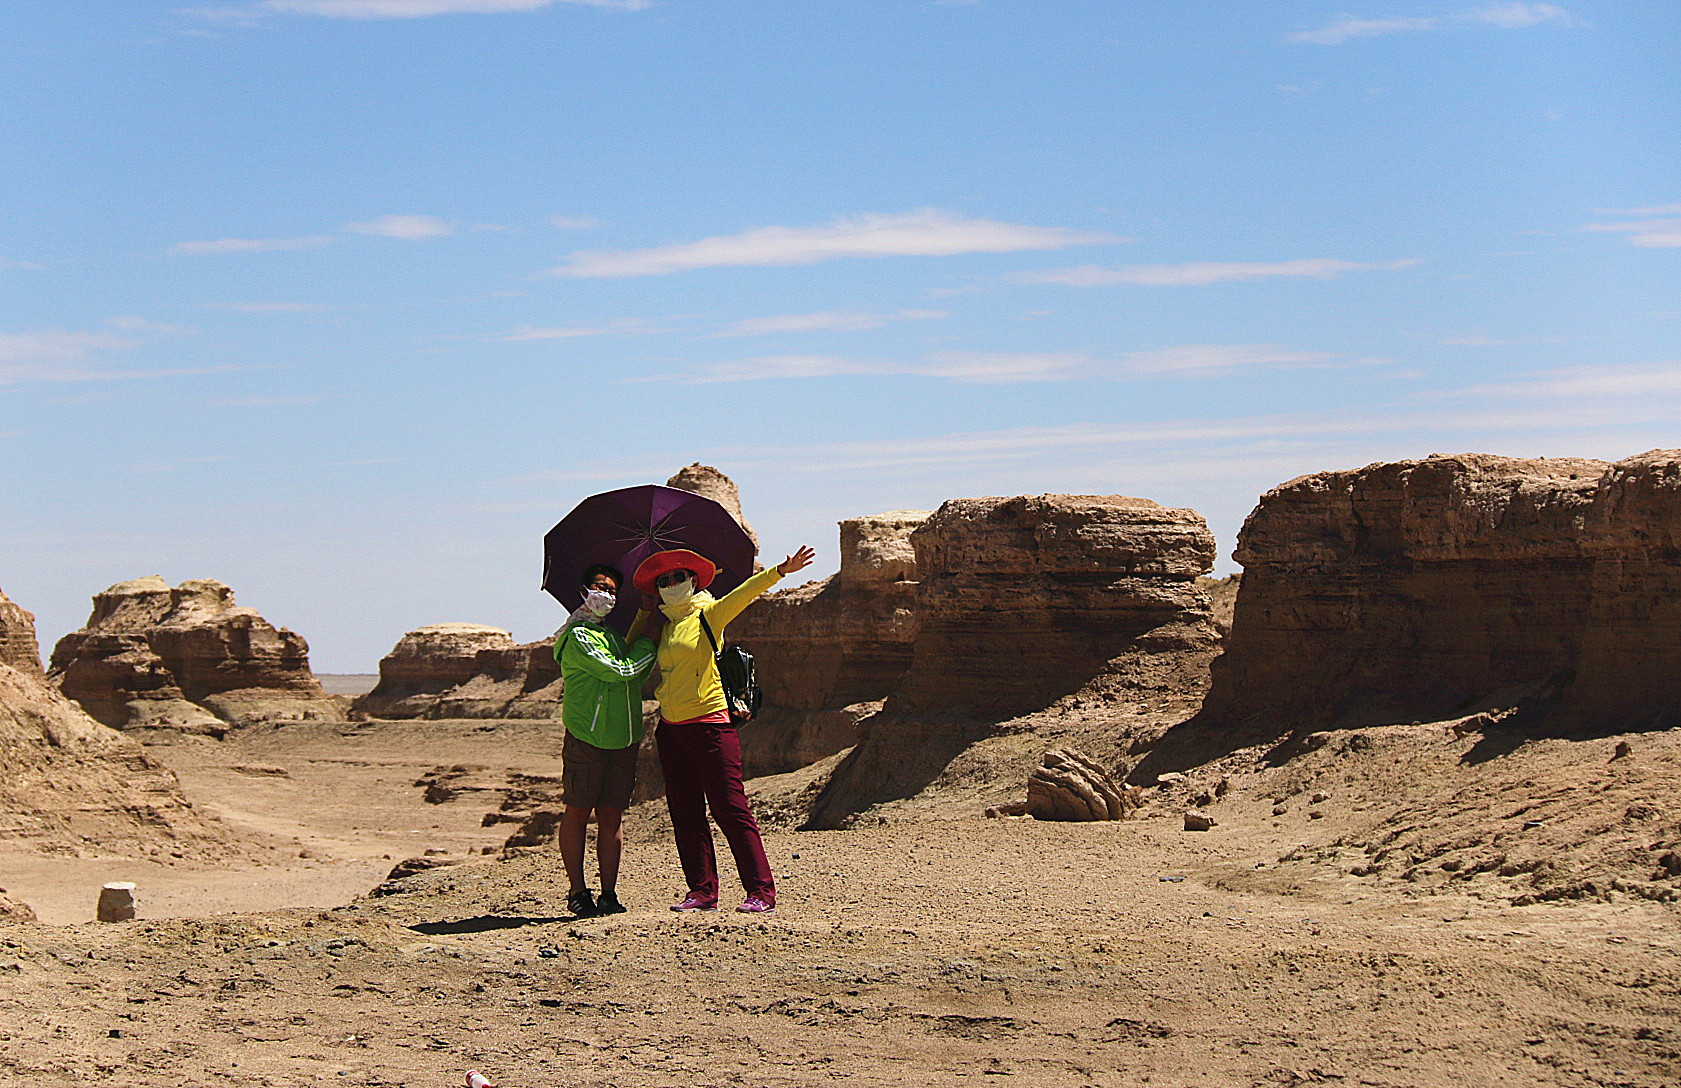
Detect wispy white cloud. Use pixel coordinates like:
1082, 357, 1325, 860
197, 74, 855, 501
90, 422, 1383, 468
1020, 257, 1417, 287
105, 315, 196, 335
1594, 203, 1681, 216
1445, 363, 1681, 400
1463, 2, 1573, 27
1579, 217, 1681, 248
1438, 333, 1567, 346
501, 320, 653, 340
201, 301, 337, 313
1287, 17, 1438, 45
714, 308, 949, 337
1288, 5, 1575, 44
1120, 344, 1338, 374
645, 343, 1355, 385
0, 328, 242, 385
252, 0, 647, 17
1, 256, 45, 271
345, 214, 453, 239
548, 215, 602, 230
544, 210, 1123, 278
170, 235, 336, 255
211, 395, 326, 407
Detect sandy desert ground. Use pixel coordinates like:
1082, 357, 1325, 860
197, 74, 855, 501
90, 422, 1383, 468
2, 715, 1679, 1088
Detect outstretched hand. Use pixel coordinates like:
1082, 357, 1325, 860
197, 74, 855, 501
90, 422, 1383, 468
777, 545, 816, 578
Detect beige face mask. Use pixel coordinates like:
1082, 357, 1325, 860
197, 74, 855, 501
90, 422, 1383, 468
658, 577, 694, 607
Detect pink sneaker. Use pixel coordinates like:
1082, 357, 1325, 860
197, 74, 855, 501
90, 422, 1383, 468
671, 892, 717, 912
735, 894, 775, 913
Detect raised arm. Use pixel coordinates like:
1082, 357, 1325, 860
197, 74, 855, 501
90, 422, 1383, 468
705, 545, 815, 630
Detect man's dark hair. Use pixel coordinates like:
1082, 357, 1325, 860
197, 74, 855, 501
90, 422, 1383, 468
580, 563, 623, 590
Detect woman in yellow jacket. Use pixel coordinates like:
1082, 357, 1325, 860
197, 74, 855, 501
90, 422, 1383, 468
629, 543, 814, 913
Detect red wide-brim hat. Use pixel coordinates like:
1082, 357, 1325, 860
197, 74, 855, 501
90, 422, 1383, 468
633, 549, 718, 595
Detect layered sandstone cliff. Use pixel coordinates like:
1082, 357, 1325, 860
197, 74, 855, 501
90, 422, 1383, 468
1201, 450, 1681, 730
1, 587, 243, 860
800, 494, 1221, 828
1, 585, 42, 676
49, 577, 341, 731
901, 495, 1219, 717
354, 625, 562, 720
727, 510, 929, 777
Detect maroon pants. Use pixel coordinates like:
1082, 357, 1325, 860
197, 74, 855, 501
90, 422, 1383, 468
656, 715, 775, 903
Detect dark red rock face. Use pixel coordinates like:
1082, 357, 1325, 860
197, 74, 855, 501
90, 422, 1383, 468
1206, 451, 1681, 729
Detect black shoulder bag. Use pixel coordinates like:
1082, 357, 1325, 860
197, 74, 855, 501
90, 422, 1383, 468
697, 612, 762, 727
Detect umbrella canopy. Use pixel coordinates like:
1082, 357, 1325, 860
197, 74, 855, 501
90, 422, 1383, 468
543, 484, 757, 634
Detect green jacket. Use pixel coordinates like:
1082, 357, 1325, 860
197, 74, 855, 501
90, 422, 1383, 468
555, 619, 656, 750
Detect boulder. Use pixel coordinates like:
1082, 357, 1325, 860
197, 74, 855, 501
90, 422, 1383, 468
1023, 747, 1141, 821
1202, 451, 1681, 730
667, 463, 759, 554
901, 495, 1218, 717
354, 625, 563, 720
0, 889, 35, 923
49, 578, 340, 729
0, 586, 42, 676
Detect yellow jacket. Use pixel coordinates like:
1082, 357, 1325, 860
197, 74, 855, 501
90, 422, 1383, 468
634, 566, 782, 723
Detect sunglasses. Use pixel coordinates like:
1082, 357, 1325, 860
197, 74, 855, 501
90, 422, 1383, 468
655, 570, 693, 588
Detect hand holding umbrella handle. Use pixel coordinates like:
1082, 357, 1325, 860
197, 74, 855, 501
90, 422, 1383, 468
777, 545, 816, 578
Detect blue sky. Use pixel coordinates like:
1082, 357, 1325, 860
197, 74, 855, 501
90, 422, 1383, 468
2, 1, 1676, 671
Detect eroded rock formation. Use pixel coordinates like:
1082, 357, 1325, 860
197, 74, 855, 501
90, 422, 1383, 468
0, 586, 41, 676
902, 495, 1218, 717
2, 590, 243, 860
987, 747, 1144, 821
49, 578, 340, 730
1201, 450, 1681, 731
727, 510, 930, 777
800, 494, 1221, 828
667, 463, 759, 554
354, 625, 562, 720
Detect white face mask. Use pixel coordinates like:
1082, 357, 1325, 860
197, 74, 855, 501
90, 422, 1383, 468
582, 588, 616, 618
658, 577, 694, 607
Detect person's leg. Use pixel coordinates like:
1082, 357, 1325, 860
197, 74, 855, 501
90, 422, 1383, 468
559, 805, 592, 896
691, 722, 775, 903
656, 722, 719, 904
596, 806, 624, 892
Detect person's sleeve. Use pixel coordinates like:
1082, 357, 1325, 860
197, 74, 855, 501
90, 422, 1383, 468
625, 609, 651, 645
705, 566, 784, 630
563, 625, 657, 682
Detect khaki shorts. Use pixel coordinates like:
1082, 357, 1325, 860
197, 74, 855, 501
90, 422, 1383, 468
562, 731, 639, 810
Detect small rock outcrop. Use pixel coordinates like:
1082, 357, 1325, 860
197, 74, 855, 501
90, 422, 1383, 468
727, 510, 931, 778
354, 625, 562, 720
1, 586, 41, 676
3, 590, 243, 859
988, 748, 1142, 821
667, 463, 759, 554
0, 889, 36, 923
1202, 450, 1681, 731
49, 578, 341, 730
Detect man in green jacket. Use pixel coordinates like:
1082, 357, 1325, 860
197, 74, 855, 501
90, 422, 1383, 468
554, 563, 657, 917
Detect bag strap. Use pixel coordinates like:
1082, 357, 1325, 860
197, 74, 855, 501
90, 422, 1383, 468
697, 611, 719, 654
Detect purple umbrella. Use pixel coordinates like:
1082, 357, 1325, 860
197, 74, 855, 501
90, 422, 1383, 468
543, 484, 757, 634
